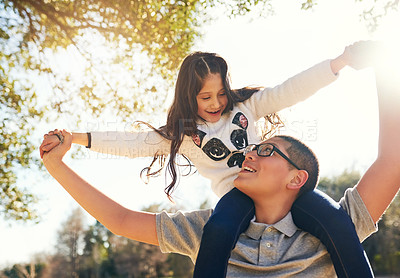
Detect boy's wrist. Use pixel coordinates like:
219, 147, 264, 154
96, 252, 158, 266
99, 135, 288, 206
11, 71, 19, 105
43, 154, 64, 170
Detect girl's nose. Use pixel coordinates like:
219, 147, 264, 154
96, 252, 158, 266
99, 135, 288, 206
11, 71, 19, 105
211, 97, 221, 108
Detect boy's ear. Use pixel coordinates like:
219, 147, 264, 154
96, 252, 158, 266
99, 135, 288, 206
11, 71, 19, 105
287, 170, 309, 190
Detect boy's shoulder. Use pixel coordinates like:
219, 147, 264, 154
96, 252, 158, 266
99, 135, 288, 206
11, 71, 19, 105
339, 187, 377, 241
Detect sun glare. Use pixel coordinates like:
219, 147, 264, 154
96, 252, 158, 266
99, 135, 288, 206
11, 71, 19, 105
364, 10, 400, 96
374, 11, 400, 63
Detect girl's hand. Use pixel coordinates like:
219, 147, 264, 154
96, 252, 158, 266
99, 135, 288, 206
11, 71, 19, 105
343, 40, 382, 70
41, 129, 72, 164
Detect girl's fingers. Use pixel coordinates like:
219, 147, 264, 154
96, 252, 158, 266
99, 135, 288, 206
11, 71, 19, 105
40, 148, 46, 159
40, 143, 55, 159
41, 144, 49, 152
40, 138, 61, 159
43, 130, 57, 138
40, 143, 49, 158
46, 129, 60, 136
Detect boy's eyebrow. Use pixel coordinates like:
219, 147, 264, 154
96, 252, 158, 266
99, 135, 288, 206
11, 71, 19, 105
266, 142, 281, 150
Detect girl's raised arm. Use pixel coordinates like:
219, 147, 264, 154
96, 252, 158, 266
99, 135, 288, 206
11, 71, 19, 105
72, 132, 89, 146
40, 128, 171, 160
244, 41, 374, 120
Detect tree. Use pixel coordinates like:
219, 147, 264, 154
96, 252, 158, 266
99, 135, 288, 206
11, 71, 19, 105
1, 263, 41, 278
1, 0, 207, 223
46, 208, 86, 278
0, 0, 272, 223
80, 220, 117, 278
107, 235, 169, 277
0, 49, 43, 222
166, 253, 194, 278
1, 0, 399, 223
77, 203, 192, 277
318, 169, 361, 201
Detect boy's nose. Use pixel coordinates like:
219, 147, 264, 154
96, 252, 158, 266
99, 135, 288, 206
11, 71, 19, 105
244, 150, 256, 160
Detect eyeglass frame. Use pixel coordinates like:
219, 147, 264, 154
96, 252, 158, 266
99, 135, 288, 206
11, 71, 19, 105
243, 143, 301, 170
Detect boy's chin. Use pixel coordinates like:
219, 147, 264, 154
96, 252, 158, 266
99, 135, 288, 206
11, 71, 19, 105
233, 178, 241, 188
233, 179, 247, 192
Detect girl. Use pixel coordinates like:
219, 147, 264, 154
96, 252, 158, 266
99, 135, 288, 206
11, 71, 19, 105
41, 43, 373, 277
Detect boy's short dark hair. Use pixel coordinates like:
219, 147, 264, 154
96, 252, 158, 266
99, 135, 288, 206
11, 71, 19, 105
275, 135, 319, 196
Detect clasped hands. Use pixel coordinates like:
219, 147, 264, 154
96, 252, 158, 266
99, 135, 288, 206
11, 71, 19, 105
40, 129, 72, 163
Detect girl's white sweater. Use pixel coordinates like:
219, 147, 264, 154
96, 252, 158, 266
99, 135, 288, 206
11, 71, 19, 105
90, 60, 338, 197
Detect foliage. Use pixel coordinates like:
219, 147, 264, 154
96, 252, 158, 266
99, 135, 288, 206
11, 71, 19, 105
0, 0, 276, 223
0, 48, 43, 222
1, 262, 45, 278
318, 169, 361, 201
46, 207, 85, 278
0, 0, 399, 225
0, 0, 210, 222
359, 0, 400, 32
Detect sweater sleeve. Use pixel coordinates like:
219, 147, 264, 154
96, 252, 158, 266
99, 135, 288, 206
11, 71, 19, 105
244, 59, 339, 120
89, 130, 171, 158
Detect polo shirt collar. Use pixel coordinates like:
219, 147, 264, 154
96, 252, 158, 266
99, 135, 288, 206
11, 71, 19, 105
245, 212, 299, 240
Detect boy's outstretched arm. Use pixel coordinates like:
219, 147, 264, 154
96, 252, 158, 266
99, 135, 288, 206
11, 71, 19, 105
354, 43, 400, 223
42, 130, 159, 245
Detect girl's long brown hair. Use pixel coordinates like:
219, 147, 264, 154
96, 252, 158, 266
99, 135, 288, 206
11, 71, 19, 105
140, 52, 283, 199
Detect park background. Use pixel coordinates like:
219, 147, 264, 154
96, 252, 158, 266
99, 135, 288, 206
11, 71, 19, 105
1, 0, 400, 277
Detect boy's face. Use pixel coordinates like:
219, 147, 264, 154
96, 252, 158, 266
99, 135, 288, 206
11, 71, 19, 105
196, 73, 228, 123
234, 137, 298, 201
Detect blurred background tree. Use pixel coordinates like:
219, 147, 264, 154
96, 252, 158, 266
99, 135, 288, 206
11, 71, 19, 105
0, 0, 398, 223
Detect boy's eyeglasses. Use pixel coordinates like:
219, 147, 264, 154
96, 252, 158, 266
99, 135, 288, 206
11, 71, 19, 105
243, 143, 301, 170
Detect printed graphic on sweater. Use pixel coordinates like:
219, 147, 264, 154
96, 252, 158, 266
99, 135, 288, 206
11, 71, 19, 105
232, 112, 248, 129
230, 129, 248, 150
227, 151, 246, 168
192, 130, 206, 148
202, 138, 231, 161
191, 112, 249, 166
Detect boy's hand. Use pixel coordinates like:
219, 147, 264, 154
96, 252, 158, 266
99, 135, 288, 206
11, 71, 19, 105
40, 129, 72, 162
40, 129, 64, 158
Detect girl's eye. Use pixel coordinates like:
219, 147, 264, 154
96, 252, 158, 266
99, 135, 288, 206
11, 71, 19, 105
202, 97, 210, 100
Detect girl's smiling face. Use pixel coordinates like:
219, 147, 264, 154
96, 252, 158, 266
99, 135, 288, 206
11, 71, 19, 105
196, 73, 228, 123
